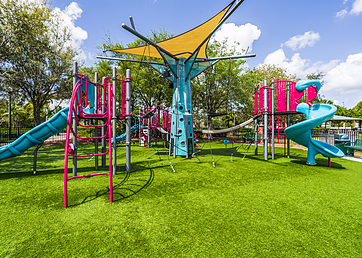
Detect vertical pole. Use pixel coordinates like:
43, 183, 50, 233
8, 93, 11, 141
271, 81, 275, 160
125, 69, 132, 173
33, 144, 42, 174
72, 61, 77, 176
107, 71, 113, 203
254, 117, 258, 155
173, 62, 179, 158
95, 72, 99, 170
148, 117, 151, 148
139, 108, 142, 146
188, 77, 194, 154
287, 114, 290, 158
102, 77, 106, 167
263, 79, 268, 161
185, 114, 189, 158
286, 83, 290, 158
112, 67, 117, 175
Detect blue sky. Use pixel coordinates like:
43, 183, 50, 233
49, 0, 362, 109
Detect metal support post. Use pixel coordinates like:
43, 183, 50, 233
72, 61, 78, 176
271, 81, 275, 160
95, 72, 99, 170
185, 113, 189, 158
148, 117, 151, 148
8, 93, 11, 141
188, 77, 194, 155
102, 77, 106, 167
112, 66, 117, 175
139, 108, 142, 147
254, 117, 258, 155
125, 69, 132, 173
286, 83, 290, 158
287, 114, 290, 158
33, 143, 43, 174
263, 79, 268, 161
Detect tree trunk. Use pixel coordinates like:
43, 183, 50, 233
33, 106, 42, 126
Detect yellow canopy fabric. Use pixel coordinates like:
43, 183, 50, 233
112, 3, 233, 60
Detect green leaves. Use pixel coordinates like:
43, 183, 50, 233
0, 0, 75, 125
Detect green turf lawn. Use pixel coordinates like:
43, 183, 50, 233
1, 141, 362, 257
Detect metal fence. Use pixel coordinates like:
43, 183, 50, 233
311, 128, 362, 144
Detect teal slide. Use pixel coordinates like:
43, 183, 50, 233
0, 107, 69, 161
285, 103, 344, 165
112, 124, 139, 144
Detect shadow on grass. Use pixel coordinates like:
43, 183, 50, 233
0, 165, 114, 180
67, 161, 174, 208
194, 146, 292, 167
289, 158, 345, 169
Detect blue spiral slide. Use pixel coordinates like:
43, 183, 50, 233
285, 103, 344, 165
0, 107, 69, 161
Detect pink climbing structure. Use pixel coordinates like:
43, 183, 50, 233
139, 106, 172, 147
254, 79, 318, 115
64, 72, 128, 208
253, 79, 319, 157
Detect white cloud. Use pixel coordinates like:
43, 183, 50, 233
350, 0, 362, 14
336, 9, 348, 19
213, 23, 261, 54
333, 100, 340, 106
323, 52, 362, 94
53, 2, 88, 62
262, 49, 341, 78
262, 49, 362, 108
282, 31, 320, 51
337, 0, 362, 18
263, 49, 311, 77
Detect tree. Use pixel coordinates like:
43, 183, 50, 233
242, 64, 297, 85
352, 101, 362, 118
0, 0, 75, 125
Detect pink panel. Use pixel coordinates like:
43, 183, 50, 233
308, 86, 318, 102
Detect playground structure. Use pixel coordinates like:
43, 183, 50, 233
0, 0, 351, 212
254, 79, 344, 165
138, 106, 172, 148
99, 0, 255, 158
63, 63, 132, 208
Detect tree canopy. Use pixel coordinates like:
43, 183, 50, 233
0, 0, 75, 125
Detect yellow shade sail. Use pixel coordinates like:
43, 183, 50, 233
111, 2, 233, 60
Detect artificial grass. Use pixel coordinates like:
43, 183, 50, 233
1, 141, 362, 257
